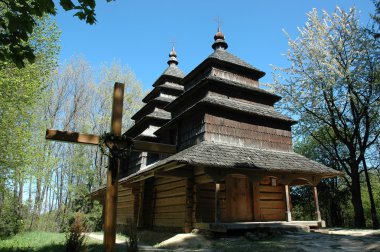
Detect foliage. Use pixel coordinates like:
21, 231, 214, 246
24, 56, 144, 233
0, 231, 66, 251
0, 191, 24, 238
0, 231, 127, 252
0, 0, 114, 67
65, 213, 87, 252
123, 218, 138, 252
272, 6, 380, 228
0, 15, 60, 237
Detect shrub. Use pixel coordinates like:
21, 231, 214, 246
124, 218, 138, 252
65, 212, 87, 252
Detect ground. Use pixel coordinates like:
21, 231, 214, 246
1, 229, 379, 251
89, 228, 380, 251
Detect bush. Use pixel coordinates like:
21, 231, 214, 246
65, 212, 87, 252
124, 218, 138, 252
0, 192, 24, 238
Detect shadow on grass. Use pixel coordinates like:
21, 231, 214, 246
0, 243, 126, 252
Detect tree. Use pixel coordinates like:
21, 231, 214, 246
272, 7, 379, 228
0, 0, 114, 67
26, 56, 144, 231
0, 15, 60, 236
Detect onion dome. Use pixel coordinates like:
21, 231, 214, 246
167, 46, 178, 66
212, 26, 228, 50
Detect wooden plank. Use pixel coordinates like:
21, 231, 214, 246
154, 218, 184, 227
155, 180, 186, 192
155, 177, 186, 186
261, 213, 286, 221
259, 185, 284, 193
132, 140, 176, 154
155, 190, 186, 199
154, 196, 186, 207
259, 193, 285, 200
225, 176, 252, 222
154, 212, 185, 219
260, 200, 285, 209
154, 205, 187, 213
185, 178, 194, 232
45, 129, 100, 145
253, 181, 261, 221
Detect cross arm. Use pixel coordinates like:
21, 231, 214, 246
45, 129, 100, 145
132, 140, 176, 154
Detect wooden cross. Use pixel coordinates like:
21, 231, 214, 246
214, 16, 222, 31
169, 40, 176, 49
45, 82, 176, 252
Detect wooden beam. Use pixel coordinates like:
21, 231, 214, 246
313, 186, 322, 222
155, 169, 193, 178
132, 140, 176, 154
45, 129, 100, 145
253, 181, 261, 221
104, 82, 124, 252
215, 183, 221, 223
284, 184, 292, 222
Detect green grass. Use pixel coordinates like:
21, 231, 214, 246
0, 231, 126, 252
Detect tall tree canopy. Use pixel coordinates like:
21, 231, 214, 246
272, 7, 379, 228
0, 0, 114, 67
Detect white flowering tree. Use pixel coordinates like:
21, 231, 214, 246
273, 7, 379, 228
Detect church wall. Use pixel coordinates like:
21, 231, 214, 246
152, 177, 187, 228
257, 177, 286, 221
204, 113, 292, 151
116, 186, 136, 225
177, 113, 206, 151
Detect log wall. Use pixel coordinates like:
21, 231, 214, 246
204, 113, 292, 151
152, 177, 187, 228
116, 186, 135, 225
177, 114, 206, 151
257, 178, 286, 221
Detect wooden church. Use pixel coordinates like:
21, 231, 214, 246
91, 28, 341, 232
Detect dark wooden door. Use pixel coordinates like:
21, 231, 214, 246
225, 175, 253, 222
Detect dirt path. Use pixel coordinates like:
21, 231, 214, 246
86, 229, 380, 251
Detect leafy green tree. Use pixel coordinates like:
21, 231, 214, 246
273, 7, 379, 228
0, 15, 60, 237
0, 0, 114, 67
294, 133, 352, 227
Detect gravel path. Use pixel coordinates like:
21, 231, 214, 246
86, 229, 380, 251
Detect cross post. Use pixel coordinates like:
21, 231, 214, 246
104, 82, 124, 251
45, 82, 176, 252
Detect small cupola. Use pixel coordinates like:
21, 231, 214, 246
212, 25, 228, 50
167, 46, 179, 66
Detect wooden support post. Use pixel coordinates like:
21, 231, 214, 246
252, 181, 261, 221
104, 83, 124, 252
284, 184, 292, 222
215, 183, 221, 223
137, 181, 145, 228
313, 186, 322, 222
184, 178, 194, 232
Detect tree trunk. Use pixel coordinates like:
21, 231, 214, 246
363, 158, 379, 229
350, 169, 366, 227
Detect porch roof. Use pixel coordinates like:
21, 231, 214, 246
121, 141, 342, 182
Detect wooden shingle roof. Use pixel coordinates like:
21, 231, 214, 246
121, 141, 342, 182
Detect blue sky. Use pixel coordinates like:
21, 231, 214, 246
56, 0, 375, 91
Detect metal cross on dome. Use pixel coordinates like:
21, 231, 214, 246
45, 82, 176, 252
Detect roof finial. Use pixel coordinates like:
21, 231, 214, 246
167, 40, 178, 66
212, 16, 228, 50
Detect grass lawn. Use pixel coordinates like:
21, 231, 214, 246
0, 231, 126, 252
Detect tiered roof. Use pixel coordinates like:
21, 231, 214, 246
124, 47, 185, 140
122, 27, 341, 181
